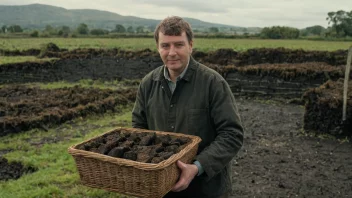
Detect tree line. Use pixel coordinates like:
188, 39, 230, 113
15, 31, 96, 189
0, 10, 351, 39
256, 10, 351, 39
0, 23, 151, 37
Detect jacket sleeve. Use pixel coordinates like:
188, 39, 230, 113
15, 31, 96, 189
132, 81, 149, 129
195, 78, 244, 181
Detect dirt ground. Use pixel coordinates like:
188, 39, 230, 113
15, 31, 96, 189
232, 97, 352, 198
1, 96, 351, 197
1, 48, 351, 196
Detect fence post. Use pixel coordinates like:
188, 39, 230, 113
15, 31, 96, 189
343, 46, 352, 121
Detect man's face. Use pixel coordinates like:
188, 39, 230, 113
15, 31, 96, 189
157, 31, 193, 74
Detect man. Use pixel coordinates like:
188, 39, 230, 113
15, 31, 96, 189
132, 16, 244, 198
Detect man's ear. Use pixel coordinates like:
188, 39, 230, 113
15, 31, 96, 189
189, 41, 193, 53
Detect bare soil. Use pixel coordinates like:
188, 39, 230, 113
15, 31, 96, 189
0, 48, 347, 84
0, 157, 37, 181
1, 97, 351, 197
232, 97, 352, 198
0, 85, 137, 136
303, 79, 352, 136
0, 49, 351, 196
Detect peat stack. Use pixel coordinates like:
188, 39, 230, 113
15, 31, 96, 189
303, 79, 352, 136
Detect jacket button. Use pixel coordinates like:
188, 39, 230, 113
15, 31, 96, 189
170, 104, 173, 108
171, 126, 174, 129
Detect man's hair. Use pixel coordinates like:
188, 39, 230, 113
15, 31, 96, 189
154, 16, 193, 44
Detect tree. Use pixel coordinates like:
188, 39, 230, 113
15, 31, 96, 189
136, 26, 144, 33
30, 30, 39, 37
144, 26, 153, 33
45, 25, 53, 32
301, 25, 326, 36
58, 26, 71, 37
261, 26, 300, 39
242, 28, 248, 34
90, 29, 107, 35
230, 27, 237, 35
61, 26, 71, 34
1, 25, 7, 33
76, 23, 89, 34
44, 25, 57, 35
127, 26, 134, 33
8, 25, 23, 33
114, 24, 126, 33
326, 10, 352, 37
209, 27, 219, 33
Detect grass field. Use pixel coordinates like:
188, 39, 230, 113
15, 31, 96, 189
0, 80, 140, 197
0, 56, 58, 65
1, 37, 351, 197
0, 104, 134, 198
0, 38, 351, 52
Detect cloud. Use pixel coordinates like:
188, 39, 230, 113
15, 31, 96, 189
0, 0, 352, 28
128, 0, 230, 13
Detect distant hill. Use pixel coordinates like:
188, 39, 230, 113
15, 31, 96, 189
0, 4, 257, 32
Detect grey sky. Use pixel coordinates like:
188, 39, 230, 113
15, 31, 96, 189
0, 0, 350, 28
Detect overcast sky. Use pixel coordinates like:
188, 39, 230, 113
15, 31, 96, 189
0, 0, 350, 28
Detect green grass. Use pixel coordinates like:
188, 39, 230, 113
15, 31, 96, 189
18, 79, 140, 90
0, 56, 58, 65
0, 104, 134, 198
0, 38, 351, 52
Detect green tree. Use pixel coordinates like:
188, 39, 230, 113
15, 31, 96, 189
307, 25, 325, 35
230, 27, 237, 35
127, 26, 134, 33
1, 25, 6, 33
90, 29, 107, 35
114, 24, 126, 33
44, 25, 57, 35
76, 23, 89, 34
209, 27, 219, 33
61, 26, 71, 34
45, 25, 53, 32
30, 30, 39, 37
242, 28, 248, 34
58, 26, 71, 37
8, 25, 23, 33
326, 10, 352, 37
301, 25, 326, 36
136, 26, 144, 33
261, 26, 300, 39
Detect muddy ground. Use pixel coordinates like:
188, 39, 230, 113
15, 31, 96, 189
232, 97, 352, 198
0, 157, 37, 181
0, 48, 347, 84
1, 47, 351, 196
1, 97, 351, 197
0, 85, 137, 136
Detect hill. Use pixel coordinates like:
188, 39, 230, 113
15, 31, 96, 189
0, 3, 252, 32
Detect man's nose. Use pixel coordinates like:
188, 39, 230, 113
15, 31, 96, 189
168, 45, 177, 56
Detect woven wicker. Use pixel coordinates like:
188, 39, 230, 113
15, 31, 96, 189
68, 127, 201, 198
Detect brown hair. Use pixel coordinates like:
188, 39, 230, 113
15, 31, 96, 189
154, 16, 193, 44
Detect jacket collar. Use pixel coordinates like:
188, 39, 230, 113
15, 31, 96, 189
153, 56, 198, 82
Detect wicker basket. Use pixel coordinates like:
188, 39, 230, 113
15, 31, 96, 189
68, 127, 201, 198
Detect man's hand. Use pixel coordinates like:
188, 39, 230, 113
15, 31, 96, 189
171, 160, 198, 192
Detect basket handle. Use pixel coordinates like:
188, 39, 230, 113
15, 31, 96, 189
343, 46, 352, 121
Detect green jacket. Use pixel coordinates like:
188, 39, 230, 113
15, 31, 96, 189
132, 57, 244, 197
